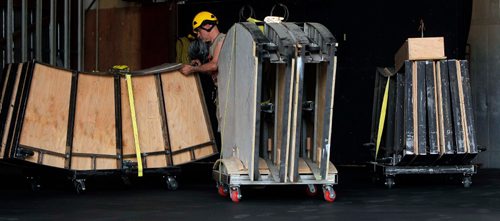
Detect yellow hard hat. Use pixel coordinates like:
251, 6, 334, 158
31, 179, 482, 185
192, 11, 218, 31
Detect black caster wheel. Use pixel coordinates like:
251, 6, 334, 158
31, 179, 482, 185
164, 176, 178, 191
385, 176, 395, 189
27, 176, 41, 192
462, 176, 472, 188
73, 179, 86, 194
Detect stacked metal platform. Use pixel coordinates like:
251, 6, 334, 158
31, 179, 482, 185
213, 22, 338, 202
370, 60, 479, 188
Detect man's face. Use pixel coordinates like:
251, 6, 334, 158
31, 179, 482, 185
195, 24, 212, 42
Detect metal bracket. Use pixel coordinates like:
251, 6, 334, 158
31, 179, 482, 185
261, 102, 274, 114
302, 101, 314, 112
123, 160, 138, 170
16, 147, 34, 160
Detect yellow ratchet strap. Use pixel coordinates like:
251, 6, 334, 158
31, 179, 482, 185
125, 73, 143, 177
375, 76, 390, 160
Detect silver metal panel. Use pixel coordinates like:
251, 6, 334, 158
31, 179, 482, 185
233, 24, 258, 180
217, 25, 237, 163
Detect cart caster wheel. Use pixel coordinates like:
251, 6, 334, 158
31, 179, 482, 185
462, 176, 472, 188
322, 185, 336, 202
230, 191, 240, 203
27, 176, 41, 192
218, 185, 228, 197
385, 176, 395, 189
229, 187, 241, 203
306, 184, 318, 196
121, 176, 132, 186
165, 176, 178, 191
73, 179, 86, 194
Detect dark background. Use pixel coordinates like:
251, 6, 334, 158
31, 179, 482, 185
178, 0, 473, 164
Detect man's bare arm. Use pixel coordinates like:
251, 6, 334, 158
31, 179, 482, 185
179, 40, 223, 75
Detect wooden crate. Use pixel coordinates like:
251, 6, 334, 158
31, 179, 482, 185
395, 37, 446, 71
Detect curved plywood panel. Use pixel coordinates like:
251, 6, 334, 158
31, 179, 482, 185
0, 62, 217, 173
121, 75, 168, 169
161, 71, 215, 165
72, 73, 117, 170
20, 63, 72, 168
1, 63, 24, 160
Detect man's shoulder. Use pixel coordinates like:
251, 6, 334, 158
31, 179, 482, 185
217, 33, 226, 40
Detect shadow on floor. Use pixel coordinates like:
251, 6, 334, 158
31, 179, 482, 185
1, 162, 500, 220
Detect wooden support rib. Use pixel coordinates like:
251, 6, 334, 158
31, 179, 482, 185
436, 62, 445, 155
455, 61, 469, 153
412, 61, 419, 155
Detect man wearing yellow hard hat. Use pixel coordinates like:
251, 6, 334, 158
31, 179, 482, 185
180, 11, 225, 86
180, 11, 225, 133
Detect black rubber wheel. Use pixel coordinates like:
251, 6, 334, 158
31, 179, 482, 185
166, 176, 178, 191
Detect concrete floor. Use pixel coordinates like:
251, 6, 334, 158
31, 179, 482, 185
1, 164, 500, 221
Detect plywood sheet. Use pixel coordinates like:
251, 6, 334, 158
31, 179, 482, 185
160, 71, 214, 165
19, 63, 72, 168
276, 63, 291, 180
121, 75, 167, 169
72, 73, 117, 170
289, 58, 302, 182
1, 63, 24, 160
0, 63, 12, 108
315, 63, 327, 166
0, 63, 14, 159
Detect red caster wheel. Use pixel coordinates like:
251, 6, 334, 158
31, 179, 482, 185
218, 185, 228, 197
230, 190, 240, 203
323, 189, 336, 202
